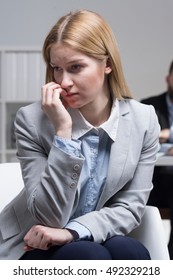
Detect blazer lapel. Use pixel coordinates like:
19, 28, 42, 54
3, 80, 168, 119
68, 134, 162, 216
96, 100, 132, 208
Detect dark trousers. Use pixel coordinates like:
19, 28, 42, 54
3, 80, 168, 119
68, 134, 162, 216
20, 235, 150, 260
147, 166, 173, 259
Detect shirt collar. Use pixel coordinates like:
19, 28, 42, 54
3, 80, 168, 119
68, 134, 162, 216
68, 99, 119, 141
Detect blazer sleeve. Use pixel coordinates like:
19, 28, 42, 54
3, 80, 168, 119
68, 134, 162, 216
14, 106, 85, 228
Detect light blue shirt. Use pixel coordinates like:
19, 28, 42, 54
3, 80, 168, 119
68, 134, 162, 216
54, 99, 119, 239
159, 94, 173, 154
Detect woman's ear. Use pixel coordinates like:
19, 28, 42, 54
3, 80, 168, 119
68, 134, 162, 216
105, 57, 112, 74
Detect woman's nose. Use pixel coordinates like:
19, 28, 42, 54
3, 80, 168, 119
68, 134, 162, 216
60, 72, 73, 89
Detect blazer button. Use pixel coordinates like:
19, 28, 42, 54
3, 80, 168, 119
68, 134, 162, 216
73, 164, 80, 171
71, 173, 78, 180
70, 182, 76, 188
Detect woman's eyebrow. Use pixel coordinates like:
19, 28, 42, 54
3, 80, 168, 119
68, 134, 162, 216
50, 59, 85, 66
67, 59, 84, 64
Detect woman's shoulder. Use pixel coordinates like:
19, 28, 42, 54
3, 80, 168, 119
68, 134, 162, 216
15, 100, 51, 127
120, 98, 156, 116
17, 100, 42, 114
16, 101, 44, 120
119, 98, 159, 132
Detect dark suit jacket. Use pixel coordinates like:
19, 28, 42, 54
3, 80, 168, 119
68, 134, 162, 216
141, 92, 173, 207
141, 92, 169, 130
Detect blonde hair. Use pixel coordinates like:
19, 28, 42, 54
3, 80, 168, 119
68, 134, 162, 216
43, 10, 132, 99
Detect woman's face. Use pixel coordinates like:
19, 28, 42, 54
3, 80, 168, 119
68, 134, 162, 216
49, 43, 112, 109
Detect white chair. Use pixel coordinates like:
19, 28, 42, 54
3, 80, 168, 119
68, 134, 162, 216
0, 162, 24, 212
0, 162, 170, 259
128, 206, 170, 259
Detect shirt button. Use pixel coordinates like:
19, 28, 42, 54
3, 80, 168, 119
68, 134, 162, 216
71, 173, 78, 180
70, 182, 76, 188
73, 164, 80, 171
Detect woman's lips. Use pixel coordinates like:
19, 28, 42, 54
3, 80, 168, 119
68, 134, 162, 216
66, 92, 78, 97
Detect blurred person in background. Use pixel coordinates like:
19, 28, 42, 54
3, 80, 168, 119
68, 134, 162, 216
141, 61, 173, 259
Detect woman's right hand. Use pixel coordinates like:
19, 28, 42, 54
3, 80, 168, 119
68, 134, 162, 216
23, 225, 74, 251
41, 82, 72, 139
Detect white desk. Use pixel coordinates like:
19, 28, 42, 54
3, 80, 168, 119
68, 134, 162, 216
155, 154, 173, 166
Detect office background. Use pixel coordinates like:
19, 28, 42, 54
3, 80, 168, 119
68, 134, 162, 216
0, 0, 172, 100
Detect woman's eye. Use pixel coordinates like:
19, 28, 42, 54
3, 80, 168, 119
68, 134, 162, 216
70, 65, 83, 72
53, 66, 62, 72
50, 64, 62, 72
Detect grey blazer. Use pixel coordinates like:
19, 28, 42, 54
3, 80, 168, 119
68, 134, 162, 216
0, 99, 160, 259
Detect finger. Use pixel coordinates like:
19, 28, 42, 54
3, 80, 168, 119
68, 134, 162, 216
38, 232, 53, 250
30, 227, 50, 250
51, 88, 61, 103
24, 227, 41, 249
24, 245, 34, 251
41, 82, 61, 105
41, 82, 55, 104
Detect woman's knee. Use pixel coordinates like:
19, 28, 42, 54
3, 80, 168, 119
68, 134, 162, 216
20, 241, 112, 260
54, 241, 111, 260
103, 236, 151, 260
51, 241, 112, 260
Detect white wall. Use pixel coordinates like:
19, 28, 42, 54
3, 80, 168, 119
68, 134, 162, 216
0, 0, 173, 100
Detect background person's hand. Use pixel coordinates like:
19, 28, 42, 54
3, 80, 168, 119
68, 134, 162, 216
167, 147, 173, 156
159, 129, 170, 143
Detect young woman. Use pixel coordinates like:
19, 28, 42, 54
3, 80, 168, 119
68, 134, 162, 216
0, 10, 160, 260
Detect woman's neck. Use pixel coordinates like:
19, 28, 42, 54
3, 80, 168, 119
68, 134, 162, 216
80, 96, 113, 127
